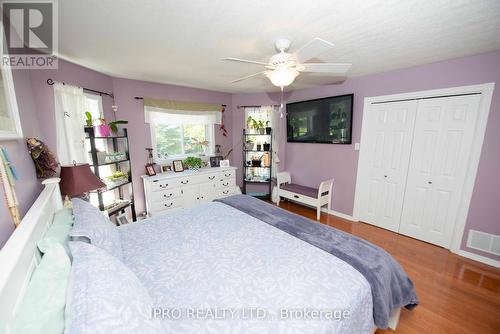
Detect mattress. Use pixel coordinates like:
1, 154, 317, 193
118, 202, 375, 333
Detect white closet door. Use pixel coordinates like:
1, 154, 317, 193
399, 94, 481, 247
357, 100, 417, 232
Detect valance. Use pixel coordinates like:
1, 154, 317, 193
144, 98, 222, 112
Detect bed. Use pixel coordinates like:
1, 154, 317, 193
0, 179, 415, 334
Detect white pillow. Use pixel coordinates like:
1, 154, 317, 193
66, 242, 164, 334
69, 198, 123, 260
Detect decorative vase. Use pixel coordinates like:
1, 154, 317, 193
263, 143, 270, 151
256, 144, 262, 151
97, 124, 111, 137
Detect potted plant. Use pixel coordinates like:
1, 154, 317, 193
245, 139, 254, 150
96, 118, 111, 137
263, 142, 270, 151
109, 120, 128, 134
183, 156, 203, 170
265, 121, 272, 135
85, 112, 93, 127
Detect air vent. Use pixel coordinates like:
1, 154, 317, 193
467, 230, 500, 256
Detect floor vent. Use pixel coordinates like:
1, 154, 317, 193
467, 230, 500, 256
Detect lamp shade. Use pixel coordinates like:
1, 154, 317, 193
59, 163, 105, 196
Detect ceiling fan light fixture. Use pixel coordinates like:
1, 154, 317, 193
265, 67, 299, 87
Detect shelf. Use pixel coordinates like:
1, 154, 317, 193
244, 166, 270, 168
244, 133, 271, 136
93, 180, 131, 193
107, 201, 132, 216
92, 159, 130, 167
244, 150, 271, 152
86, 135, 128, 139
244, 179, 271, 183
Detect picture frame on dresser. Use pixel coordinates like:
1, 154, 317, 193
145, 164, 156, 176
160, 164, 172, 173
172, 160, 184, 172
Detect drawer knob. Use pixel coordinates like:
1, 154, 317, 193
222, 182, 229, 186
181, 180, 189, 184
208, 176, 215, 180
164, 203, 173, 207
225, 173, 231, 177
223, 190, 229, 194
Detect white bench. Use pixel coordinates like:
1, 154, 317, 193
276, 172, 334, 220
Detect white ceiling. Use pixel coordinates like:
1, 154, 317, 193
58, 0, 500, 93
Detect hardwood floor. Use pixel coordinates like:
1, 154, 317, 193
275, 201, 500, 334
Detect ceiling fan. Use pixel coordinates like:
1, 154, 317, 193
223, 38, 351, 88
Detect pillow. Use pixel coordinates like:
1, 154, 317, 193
38, 208, 74, 255
70, 198, 123, 260
66, 242, 164, 334
11, 244, 71, 334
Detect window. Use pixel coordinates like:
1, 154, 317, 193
146, 106, 218, 161
152, 123, 214, 159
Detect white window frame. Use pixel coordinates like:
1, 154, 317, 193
84, 93, 104, 120
150, 122, 215, 164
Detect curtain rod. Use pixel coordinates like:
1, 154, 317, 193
237, 104, 280, 109
134, 96, 227, 108
46, 78, 114, 98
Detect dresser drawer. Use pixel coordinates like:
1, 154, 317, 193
151, 188, 182, 202
217, 178, 235, 188
217, 187, 237, 198
150, 179, 179, 191
151, 198, 182, 212
219, 170, 235, 180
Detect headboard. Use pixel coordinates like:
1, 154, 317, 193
0, 178, 63, 334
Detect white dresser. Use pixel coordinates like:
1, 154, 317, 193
142, 167, 240, 216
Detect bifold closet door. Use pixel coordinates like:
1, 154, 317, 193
357, 100, 417, 232
398, 95, 481, 248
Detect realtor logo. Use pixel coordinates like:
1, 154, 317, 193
1, 0, 58, 69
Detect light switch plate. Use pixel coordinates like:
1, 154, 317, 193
354, 143, 360, 151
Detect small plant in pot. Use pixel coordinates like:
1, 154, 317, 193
183, 156, 203, 170
265, 121, 272, 135
109, 120, 128, 134
85, 112, 93, 127
263, 142, 270, 151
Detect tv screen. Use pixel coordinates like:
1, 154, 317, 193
287, 94, 353, 144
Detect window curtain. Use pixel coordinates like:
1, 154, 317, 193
143, 98, 222, 125
53, 83, 87, 165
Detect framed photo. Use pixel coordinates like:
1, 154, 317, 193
160, 164, 172, 173
172, 160, 184, 172
116, 213, 130, 226
209, 155, 223, 167
0, 65, 23, 140
220, 159, 230, 167
145, 164, 156, 176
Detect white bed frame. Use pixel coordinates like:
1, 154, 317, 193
0, 178, 62, 334
0, 177, 401, 333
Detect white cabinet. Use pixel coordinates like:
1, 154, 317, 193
142, 167, 240, 217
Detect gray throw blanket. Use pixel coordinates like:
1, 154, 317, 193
215, 195, 418, 329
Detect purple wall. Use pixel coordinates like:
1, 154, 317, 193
282, 51, 500, 261
111, 78, 232, 214
0, 70, 42, 247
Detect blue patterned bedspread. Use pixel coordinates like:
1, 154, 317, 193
118, 202, 375, 334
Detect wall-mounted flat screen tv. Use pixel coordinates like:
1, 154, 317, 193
287, 94, 353, 144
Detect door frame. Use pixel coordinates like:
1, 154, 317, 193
353, 83, 495, 253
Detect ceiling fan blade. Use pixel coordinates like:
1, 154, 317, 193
299, 63, 351, 74
294, 38, 334, 63
231, 71, 266, 83
223, 57, 270, 66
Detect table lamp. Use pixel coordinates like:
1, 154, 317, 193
59, 163, 105, 206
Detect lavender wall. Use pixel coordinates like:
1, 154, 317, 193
0, 70, 42, 247
283, 51, 500, 261
112, 78, 232, 214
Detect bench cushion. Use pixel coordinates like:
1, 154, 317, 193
281, 183, 322, 198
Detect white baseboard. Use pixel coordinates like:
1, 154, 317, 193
456, 249, 500, 269
321, 207, 357, 222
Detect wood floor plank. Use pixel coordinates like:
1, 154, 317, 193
274, 201, 500, 334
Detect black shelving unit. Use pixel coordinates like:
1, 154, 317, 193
242, 129, 272, 199
85, 127, 137, 221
